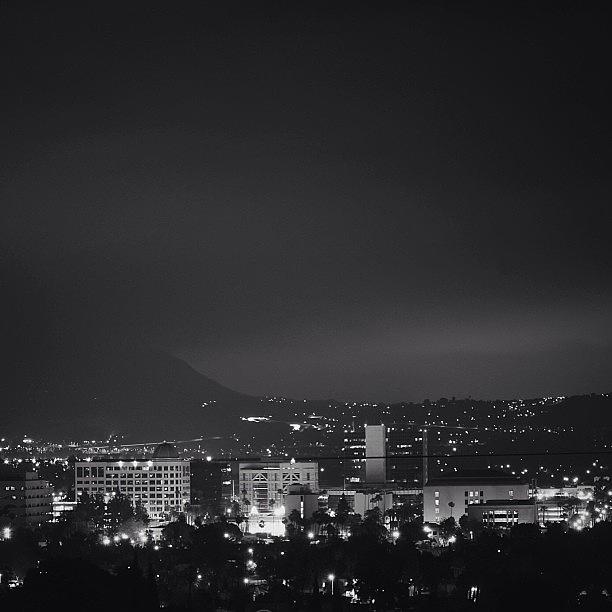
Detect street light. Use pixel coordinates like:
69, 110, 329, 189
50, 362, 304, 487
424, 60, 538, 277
328, 573, 335, 596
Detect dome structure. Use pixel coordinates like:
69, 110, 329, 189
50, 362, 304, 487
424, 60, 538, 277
153, 442, 179, 459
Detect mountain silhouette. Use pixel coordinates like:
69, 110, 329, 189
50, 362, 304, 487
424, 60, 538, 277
4, 338, 258, 440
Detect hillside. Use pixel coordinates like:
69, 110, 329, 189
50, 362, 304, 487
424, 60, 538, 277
3, 340, 259, 440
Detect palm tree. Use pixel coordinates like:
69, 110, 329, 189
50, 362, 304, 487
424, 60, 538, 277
448, 501, 455, 518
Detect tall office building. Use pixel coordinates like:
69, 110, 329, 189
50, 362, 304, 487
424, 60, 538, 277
365, 424, 387, 484
190, 459, 233, 515
385, 424, 423, 486
342, 425, 366, 483
74, 442, 190, 522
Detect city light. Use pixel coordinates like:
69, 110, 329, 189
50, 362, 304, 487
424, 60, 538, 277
328, 573, 335, 595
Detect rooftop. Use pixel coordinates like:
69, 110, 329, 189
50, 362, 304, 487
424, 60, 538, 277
425, 470, 525, 487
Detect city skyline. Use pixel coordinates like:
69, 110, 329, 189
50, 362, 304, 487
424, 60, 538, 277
2, 4, 611, 609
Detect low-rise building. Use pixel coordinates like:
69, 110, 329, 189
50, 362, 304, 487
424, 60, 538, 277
324, 488, 394, 518
423, 472, 529, 523
536, 496, 587, 525
284, 484, 320, 521
467, 499, 537, 527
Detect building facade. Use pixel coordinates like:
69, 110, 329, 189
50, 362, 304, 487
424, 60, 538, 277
190, 459, 233, 516
324, 487, 394, 518
423, 473, 529, 523
74, 443, 190, 522
365, 425, 387, 485
284, 484, 320, 521
238, 460, 318, 514
342, 423, 424, 487
467, 500, 537, 526
0, 471, 53, 527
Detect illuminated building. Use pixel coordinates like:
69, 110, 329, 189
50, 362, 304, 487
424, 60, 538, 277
467, 499, 537, 526
238, 460, 318, 536
74, 442, 190, 522
423, 472, 529, 523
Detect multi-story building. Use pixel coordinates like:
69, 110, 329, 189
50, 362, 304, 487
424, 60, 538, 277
52, 495, 77, 521
0, 471, 53, 527
342, 425, 366, 484
342, 423, 423, 487
423, 472, 529, 523
385, 424, 423, 486
536, 496, 588, 525
74, 443, 190, 522
238, 459, 318, 514
190, 459, 233, 516
237, 460, 319, 537
365, 425, 387, 485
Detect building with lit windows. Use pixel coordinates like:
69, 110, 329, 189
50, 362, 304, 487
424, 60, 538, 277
0, 471, 53, 527
237, 460, 318, 536
342, 426, 366, 484
423, 472, 529, 523
238, 460, 318, 514
342, 423, 423, 487
467, 499, 537, 526
74, 442, 190, 522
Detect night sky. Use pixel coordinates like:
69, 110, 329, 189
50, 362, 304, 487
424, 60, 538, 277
2, 4, 611, 403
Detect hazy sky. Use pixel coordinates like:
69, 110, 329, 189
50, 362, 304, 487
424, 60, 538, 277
2, 4, 611, 402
